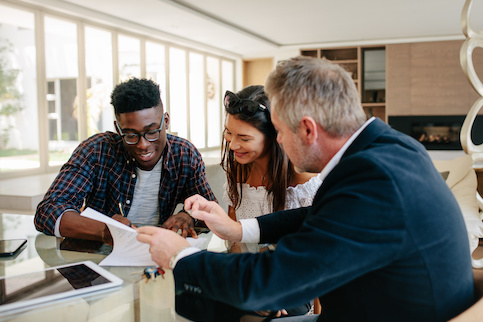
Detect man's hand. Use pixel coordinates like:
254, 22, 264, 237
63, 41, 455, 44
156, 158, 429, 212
60, 211, 132, 245
184, 194, 242, 242
162, 211, 196, 238
112, 214, 133, 227
136, 226, 190, 268
101, 214, 133, 245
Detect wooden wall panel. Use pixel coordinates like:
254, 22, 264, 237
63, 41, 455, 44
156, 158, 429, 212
243, 58, 274, 88
387, 40, 483, 116
386, 43, 411, 114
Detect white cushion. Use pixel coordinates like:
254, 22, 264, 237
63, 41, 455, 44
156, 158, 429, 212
433, 155, 483, 263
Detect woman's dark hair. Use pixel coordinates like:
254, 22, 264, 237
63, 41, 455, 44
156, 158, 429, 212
110, 78, 162, 115
221, 85, 295, 212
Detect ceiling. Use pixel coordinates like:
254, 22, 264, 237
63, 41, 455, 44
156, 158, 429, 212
42, 0, 483, 58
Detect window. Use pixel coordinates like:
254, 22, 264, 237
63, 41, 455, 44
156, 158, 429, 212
0, 1, 237, 179
85, 26, 114, 135
44, 16, 79, 167
118, 35, 140, 81
0, 5, 38, 174
169, 47, 187, 138
146, 42, 166, 106
206, 57, 221, 148
189, 52, 205, 148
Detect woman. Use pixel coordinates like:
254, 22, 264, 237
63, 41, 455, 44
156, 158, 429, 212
222, 85, 321, 240
221, 85, 322, 317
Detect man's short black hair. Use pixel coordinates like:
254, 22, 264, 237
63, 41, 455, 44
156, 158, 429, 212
110, 78, 162, 115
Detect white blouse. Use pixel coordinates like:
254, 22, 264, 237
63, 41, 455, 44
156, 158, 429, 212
223, 174, 323, 252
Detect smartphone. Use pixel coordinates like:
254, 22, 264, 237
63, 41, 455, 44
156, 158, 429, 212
0, 239, 27, 257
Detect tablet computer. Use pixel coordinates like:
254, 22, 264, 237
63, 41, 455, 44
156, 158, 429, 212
0, 261, 123, 314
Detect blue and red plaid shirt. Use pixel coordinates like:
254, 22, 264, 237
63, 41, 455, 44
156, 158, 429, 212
35, 132, 217, 236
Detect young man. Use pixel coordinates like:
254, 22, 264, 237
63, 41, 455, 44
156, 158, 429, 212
35, 78, 216, 244
137, 57, 474, 321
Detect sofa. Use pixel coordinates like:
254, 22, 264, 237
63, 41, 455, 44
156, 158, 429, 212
204, 163, 228, 212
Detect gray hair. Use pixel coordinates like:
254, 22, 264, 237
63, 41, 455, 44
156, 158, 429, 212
265, 56, 366, 137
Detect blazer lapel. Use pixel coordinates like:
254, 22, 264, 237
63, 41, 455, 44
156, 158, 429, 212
342, 118, 389, 159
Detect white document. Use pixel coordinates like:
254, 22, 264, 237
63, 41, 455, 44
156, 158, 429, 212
80, 207, 211, 267
81, 207, 156, 267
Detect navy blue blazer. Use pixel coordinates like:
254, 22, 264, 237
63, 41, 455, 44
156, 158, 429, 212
174, 118, 474, 321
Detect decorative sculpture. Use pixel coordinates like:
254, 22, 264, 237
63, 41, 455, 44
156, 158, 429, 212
460, 0, 483, 165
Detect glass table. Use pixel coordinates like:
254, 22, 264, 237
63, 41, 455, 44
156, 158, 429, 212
0, 212, 202, 322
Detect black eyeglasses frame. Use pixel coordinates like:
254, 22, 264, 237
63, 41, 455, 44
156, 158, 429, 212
116, 112, 166, 145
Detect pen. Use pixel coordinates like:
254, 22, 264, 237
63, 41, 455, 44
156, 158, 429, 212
118, 202, 126, 217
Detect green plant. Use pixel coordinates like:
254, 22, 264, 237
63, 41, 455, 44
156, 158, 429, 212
0, 38, 24, 148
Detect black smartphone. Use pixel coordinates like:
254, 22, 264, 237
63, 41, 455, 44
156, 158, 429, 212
0, 239, 27, 257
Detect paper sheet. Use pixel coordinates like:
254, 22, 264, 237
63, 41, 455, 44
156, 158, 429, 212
80, 207, 211, 266
81, 208, 155, 266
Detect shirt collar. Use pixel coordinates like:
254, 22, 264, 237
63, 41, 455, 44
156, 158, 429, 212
318, 117, 376, 182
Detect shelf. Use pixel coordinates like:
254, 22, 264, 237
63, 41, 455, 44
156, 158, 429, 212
300, 49, 318, 57
301, 45, 386, 122
363, 106, 385, 121
331, 59, 358, 64
321, 48, 358, 61
362, 102, 386, 107
362, 89, 385, 104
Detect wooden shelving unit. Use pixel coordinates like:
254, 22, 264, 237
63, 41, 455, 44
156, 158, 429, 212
301, 46, 386, 122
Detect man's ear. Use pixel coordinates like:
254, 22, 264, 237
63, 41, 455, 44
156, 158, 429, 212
299, 116, 318, 144
164, 112, 170, 131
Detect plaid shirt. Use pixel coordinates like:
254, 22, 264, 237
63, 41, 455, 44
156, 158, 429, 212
35, 132, 216, 236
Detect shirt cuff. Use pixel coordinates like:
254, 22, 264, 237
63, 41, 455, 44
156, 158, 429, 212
240, 218, 261, 243
171, 247, 201, 269
54, 214, 62, 237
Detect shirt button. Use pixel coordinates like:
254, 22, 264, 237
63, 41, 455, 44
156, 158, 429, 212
132, 174, 136, 178
126, 200, 131, 205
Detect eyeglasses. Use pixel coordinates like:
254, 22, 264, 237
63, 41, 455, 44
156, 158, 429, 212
116, 113, 165, 145
223, 91, 268, 117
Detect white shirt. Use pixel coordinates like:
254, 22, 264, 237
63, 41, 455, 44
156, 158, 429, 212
127, 157, 162, 226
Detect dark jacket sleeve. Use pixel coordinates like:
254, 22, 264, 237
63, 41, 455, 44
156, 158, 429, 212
257, 207, 310, 244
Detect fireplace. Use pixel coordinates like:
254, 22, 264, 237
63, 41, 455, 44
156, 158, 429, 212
388, 115, 483, 150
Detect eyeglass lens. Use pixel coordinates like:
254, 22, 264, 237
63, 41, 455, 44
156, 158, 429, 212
120, 113, 165, 144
